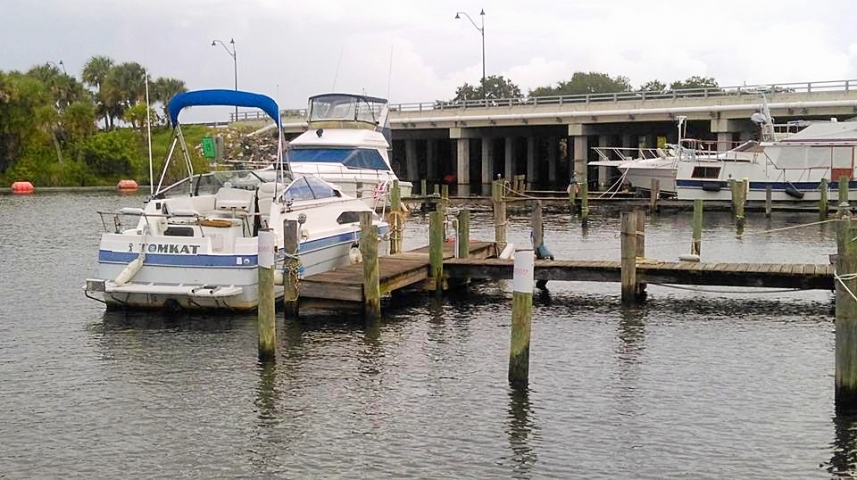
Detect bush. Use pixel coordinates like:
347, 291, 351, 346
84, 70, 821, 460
81, 130, 135, 176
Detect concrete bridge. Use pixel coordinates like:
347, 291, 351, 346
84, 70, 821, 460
262, 79, 857, 194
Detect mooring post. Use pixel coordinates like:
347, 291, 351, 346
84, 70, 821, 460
429, 209, 444, 295
441, 184, 449, 215
388, 180, 403, 254
692, 199, 703, 256
457, 208, 470, 259
420, 179, 428, 213
282, 219, 300, 318
634, 209, 647, 300
820, 178, 830, 220
620, 211, 638, 305
492, 179, 507, 253
359, 212, 381, 319
580, 165, 590, 224
531, 200, 544, 251
649, 178, 660, 212
840, 175, 850, 215
257, 229, 276, 361
765, 184, 773, 218
433, 183, 440, 196
836, 213, 857, 414
735, 178, 747, 228
568, 181, 578, 215
508, 249, 534, 391
356, 180, 363, 199
729, 178, 737, 214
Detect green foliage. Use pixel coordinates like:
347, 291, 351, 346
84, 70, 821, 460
530, 72, 632, 97
454, 75, 522, 101
80, 130, 135, 176
669, 76, 719, 91
638, 79, 667, 92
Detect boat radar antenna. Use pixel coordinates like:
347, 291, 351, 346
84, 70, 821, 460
676, 115, 688, 145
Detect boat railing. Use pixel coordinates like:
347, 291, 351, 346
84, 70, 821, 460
592, 146, 667, 162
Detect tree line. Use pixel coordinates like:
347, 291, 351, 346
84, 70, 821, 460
0, 56, 189, 186
452, 72, 720, 101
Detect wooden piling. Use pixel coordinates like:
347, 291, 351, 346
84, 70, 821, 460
441, 184, 449, 214
508, 249, 534, 391
729, 179, 737, 214
282, 219, 300, 318
492, 179, 507, 252
457, 209, 470, 259
257, 229, 276, 360
359, 212, 381, 319
531, 200, 544, 250
692, 199, 703, 256
765, 184, 772, 218
429, 209, 444, 295
735, 179, 747, 228
840, 175, 850, 214
649, 178, 660, 212
388, 180, 403, 254
568, 181, 578, 215
820, 178, 829, 220
421, 178, 427, 196
620, 211, 638, 305
836, 214, 857, 414
580, 166, 589, 224
634, 209, 647, 300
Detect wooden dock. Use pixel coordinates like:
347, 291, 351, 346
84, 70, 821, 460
298, 241, 495, 309
443, 258, 835, 290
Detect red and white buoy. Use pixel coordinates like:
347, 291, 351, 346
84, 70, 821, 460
11, 181, 34, 194
116, 179, 139, 192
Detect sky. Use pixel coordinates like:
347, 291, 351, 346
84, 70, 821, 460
5, 0, 857, 122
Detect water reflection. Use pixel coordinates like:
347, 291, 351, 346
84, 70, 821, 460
255, 360, 278, 425
505, 388, 538, 477
824, 415, 857, 478
97, 310, 247, 332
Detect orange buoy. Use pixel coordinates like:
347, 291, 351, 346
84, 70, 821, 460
117, 179, 139, 191
11, 181, 34, 194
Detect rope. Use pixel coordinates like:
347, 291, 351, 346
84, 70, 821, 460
647, 282, 802, 294
283, 252, 302, 302
835, 270, 857, 304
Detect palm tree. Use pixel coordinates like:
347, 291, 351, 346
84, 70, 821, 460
103, 62, 146, 127
82, 56, 114, 128
152, 77, 187, 121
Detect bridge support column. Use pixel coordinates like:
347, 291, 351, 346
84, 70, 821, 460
456, 138, 470, 195
548, 136, 558, 187
739, 131, 754, 143
717, 132, 735, 152
482, 137, 495, 187
426, 139, 438, 181
526, 136, 536, 189
504, 137, 515, 182
405, 139, 418, 182
572, 135, 588, 180
598, 134, 612, 190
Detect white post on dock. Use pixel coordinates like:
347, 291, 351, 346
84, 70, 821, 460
257, 229, 276, 361
509, 249, 534, 391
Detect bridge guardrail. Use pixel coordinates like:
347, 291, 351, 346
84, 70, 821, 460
228, 79, 857, 122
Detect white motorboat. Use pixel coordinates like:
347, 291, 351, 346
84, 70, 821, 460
84, 89, 389, 312
283, 93, 413, 206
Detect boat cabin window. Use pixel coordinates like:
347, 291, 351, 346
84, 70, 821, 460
309, 94, 385, 125
288, 148, 388, 170
691, 166, 721, 179
283, 176, 340, 202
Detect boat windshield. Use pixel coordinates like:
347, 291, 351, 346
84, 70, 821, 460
156, 170, 274, 198
288, 148, 388, 170
283, 176, 340, 202
308, 94, 386, 125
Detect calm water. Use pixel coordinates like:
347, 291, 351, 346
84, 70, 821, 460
0, 192, 853, 478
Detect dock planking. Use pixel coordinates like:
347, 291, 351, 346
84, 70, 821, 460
443, 258, 835, 290
298, 241, 495, 305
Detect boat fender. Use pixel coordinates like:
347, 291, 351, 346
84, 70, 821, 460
300, 227, 310, 240
701, 181, 722, 192
535, 244, 555, 261
499, 243, 515, 260
678, 253, 701, 262
349, 244, 363, 264
114, 255, 144, 286
274, 269, 284, 285
785, 183, 804, 199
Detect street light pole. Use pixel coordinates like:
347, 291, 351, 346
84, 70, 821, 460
455, 9, 486, 100
211, 38, 238, 120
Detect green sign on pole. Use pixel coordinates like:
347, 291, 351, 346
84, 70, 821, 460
201, 137, 216, 158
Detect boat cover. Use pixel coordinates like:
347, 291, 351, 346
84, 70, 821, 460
168, 89, 281, 127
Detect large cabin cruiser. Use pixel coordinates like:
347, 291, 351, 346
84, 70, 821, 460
284, 93, 413, 205
84, 90, 388, 312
